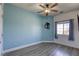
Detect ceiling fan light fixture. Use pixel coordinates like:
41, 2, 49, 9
38, 3, 58, 16
45, 9, 50, 13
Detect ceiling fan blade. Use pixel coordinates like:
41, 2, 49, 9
39, 5, 46, 9
50, 3, 58, 8
37, 10, 44, 13
51, 10, 58, 12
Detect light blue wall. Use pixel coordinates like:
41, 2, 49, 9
41, 16, 54, 41
3, 4, 43, 50
3, 4, 54, 50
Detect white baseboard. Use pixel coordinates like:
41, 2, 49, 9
3, 41, 52, 54
3, 41, 66, 54
43, 41, 79, 49
3, 40, 79, 55
3, 41, 68, 54
42, 41, 54, 43
3, 41, 43, 54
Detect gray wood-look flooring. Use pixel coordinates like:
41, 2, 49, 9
4, 43, 79, 56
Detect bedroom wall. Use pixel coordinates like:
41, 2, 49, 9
3, 4, 43, 50
53, 10, 79, 48
3, 4, 54, 50
41, 16, 54, 41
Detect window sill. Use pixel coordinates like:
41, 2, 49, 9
57, 34, 69, 36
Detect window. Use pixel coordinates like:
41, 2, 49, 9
57, 21, 69, 35
57, 24, 63, 34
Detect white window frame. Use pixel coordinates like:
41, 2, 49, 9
56, 21, 69, 36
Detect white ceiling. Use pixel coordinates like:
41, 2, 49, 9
12, 3, 79, 16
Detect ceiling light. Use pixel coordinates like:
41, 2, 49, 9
45, 9, 50, 13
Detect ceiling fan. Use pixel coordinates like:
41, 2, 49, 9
37, 3, 58, 16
